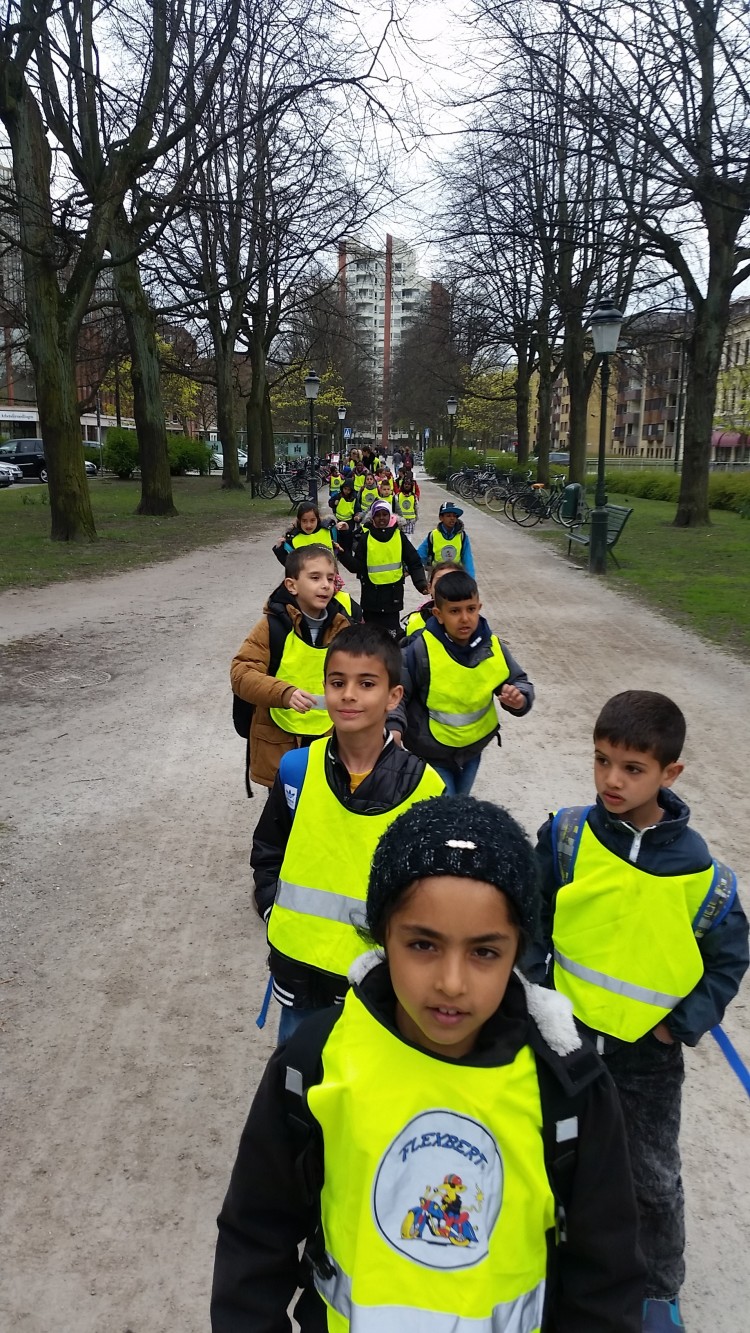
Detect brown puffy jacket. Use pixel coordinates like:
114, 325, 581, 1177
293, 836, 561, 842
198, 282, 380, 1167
230, 587, 356, 788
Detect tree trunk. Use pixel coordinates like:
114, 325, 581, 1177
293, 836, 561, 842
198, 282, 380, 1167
2, 72, 96, 540
261, 382, 275, 469
214, 344, 243, 490
515, 348, 531, 465
110, 217, 177, 516
246, 328, 265, 479
675, 250, 735, 526
535, 341, 553, 484
563, 321, 589, 484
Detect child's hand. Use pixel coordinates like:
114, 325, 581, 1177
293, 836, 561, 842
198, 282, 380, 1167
337, 521, 349, 531
652, 1022, 675, 1045
274, 539, 284, 548
334, 542, 344, 553
285, 688, 317, 713
499, 684, 526, 711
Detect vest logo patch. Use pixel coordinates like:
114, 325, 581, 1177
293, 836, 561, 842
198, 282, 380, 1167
284, 783, 298, 811
372, 1110, 502, 1270
439, 542, 458, 560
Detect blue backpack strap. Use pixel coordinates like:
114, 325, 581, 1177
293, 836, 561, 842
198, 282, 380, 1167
277, 744, 312, 819
551, 806, 592, 886
692, 859, 737, 941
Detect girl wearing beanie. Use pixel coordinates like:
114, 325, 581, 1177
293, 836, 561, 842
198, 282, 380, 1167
212, 797, 644, 1332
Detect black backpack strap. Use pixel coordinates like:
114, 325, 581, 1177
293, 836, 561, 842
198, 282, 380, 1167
281, 1005, 343, 1281
528, 1025, 603, 1244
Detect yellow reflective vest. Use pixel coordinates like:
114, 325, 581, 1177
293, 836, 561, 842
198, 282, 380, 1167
404, 609, 428, 638
360, 485, 379, 509
333, 591, 352, 616
430, 527, 464, 564
353, 473, 366, 492
268, 740, 444, 977
335, 495, 357, 522
398, 492, 417, 519
269, 631, 334, 736
424, 630, 509, 748
329, 472, 343, 493
290, 527, 334, 551
307, 987, 554, 1331
366, 528, 403, 585
552, 820, 715, 1041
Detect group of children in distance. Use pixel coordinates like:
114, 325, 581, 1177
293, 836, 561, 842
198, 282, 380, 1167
217, 452, 749, 1333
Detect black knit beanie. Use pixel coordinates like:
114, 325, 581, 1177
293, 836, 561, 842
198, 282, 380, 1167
366, 795, 540, 943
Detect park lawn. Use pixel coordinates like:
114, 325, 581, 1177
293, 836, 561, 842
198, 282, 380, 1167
0, 476, 292, 590
535, 492, 750, 658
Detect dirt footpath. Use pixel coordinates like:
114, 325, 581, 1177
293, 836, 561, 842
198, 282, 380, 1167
1, 482, 749, 1332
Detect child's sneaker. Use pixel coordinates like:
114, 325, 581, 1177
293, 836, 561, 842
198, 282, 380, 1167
643, 1298, 685, 1331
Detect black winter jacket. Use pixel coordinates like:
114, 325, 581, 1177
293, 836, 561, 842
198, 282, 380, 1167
388, 615, 534, 766
524, 789, 749, 1049
251, 733, 444, 1007
211, 966, 645, 1333
339, 521, 428, 612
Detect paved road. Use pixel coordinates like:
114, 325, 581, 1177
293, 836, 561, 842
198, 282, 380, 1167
1, 480, 748, 1330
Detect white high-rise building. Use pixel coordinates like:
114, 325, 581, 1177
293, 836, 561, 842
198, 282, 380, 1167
338, 234, 432, 448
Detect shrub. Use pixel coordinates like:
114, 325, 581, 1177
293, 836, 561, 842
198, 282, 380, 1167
425, 446, 518, 482
586, 468, 750, 515
103, 428, 139, 479
167, 434, 212, 475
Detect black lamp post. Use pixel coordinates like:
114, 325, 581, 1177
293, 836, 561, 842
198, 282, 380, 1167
588, 299, 624, 574
447, 396, 458, 461
337, 404, 346, 462
304, 370, 320, 503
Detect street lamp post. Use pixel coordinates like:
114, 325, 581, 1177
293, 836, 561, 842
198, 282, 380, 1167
588, 299, 624, 574
337, 404, 346, 463
304, 370, 321, 503
446, 396, 458, 462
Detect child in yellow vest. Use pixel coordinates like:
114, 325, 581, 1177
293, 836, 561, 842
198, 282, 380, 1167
249, 623, 444, 1039
389, 568, 533, 796
526, 690, 748, 1332
213, 796, 644, 1332
231, 546, 359, 791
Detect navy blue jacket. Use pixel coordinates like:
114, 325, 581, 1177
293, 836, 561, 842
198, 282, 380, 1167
524, 789, 748, 1049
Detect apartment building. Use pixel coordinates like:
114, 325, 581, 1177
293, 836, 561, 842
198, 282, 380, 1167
337, 234, 432, 449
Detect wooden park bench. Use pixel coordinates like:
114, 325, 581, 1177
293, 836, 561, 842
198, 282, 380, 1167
567, 503, 634, 567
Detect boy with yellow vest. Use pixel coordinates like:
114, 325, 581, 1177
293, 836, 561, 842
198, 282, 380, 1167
231, 546, 360, 791
213, 796, 644, 1331
389, 568, 533, 795
417, 501, 475, 577
526, 690, 748, 1333
250, 623, 444, 1041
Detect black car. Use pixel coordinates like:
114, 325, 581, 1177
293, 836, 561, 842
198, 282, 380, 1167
0, 438, 48, 481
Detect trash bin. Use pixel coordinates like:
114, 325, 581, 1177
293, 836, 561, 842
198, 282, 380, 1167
561, 482, 583, 521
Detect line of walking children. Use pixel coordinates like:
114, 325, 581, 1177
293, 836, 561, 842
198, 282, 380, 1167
221, 467, 748, 1333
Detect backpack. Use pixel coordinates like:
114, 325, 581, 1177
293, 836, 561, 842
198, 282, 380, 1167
232, 614, 287, 798
280, 1002, 602, 1283
551, 805, 737, 938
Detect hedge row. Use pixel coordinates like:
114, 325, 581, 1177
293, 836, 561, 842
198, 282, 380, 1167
103, 427, 212, 478
425, 446, 518, 482
590, 469, 750, 515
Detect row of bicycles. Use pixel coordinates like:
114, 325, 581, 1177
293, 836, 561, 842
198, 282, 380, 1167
446, 465, 590, 529
256, 461, 330, 509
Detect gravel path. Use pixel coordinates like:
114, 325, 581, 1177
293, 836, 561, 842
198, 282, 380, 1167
1, 483, 748, 1330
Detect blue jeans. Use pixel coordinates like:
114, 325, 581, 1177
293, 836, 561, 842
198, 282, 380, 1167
431, 755, 482, 796
277, 1002, 328, 1045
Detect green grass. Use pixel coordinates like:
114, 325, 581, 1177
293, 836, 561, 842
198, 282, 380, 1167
530, 493, 750, 657
0, 476, 294, 590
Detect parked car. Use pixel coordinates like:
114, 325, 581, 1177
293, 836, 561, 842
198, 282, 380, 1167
0, 437, 47, 480
0, 459, 23, 484
211, 447, 248, 473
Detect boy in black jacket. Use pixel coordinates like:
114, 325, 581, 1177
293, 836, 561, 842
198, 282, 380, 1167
251, 623, 444, 1041
339, 501, 428, 636
214, 797, 644, 1333
525, 690, 748, 1333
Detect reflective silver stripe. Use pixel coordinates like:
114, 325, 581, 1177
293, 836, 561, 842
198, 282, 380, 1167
553, 949, 682, 1009
429, 705, 491, 726
316, 1256, 545, 1331
276, 879, 362, 926
368, 561, 402, 573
